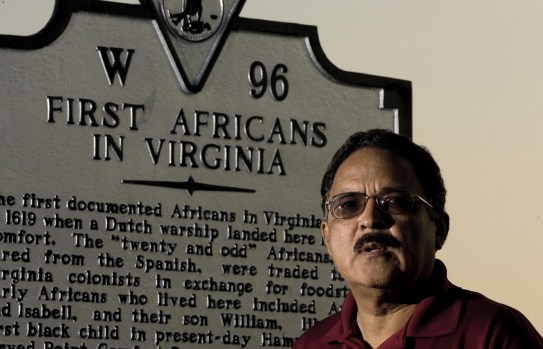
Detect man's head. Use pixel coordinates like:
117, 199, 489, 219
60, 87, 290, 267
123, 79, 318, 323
321, 129, 448, 237
320, 129, 449, 292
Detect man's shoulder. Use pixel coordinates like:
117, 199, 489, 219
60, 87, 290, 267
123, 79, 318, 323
458, 287, 533, 320
453, 287, 543, 347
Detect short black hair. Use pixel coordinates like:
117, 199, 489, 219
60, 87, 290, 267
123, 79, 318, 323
321, 129, 447, 222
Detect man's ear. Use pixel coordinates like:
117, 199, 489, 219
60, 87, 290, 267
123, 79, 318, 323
321, 220, 331, 252
435, 212, 450, 250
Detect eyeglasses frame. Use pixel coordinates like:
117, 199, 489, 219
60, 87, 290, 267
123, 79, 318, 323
325, 188, 434, 220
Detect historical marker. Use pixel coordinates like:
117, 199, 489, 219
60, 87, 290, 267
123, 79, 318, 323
0, 0, 411, 347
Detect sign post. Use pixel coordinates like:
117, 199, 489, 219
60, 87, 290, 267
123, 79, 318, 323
0, 0, 411, 347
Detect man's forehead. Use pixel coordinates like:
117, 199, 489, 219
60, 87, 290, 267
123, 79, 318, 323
331, 148, 422, 192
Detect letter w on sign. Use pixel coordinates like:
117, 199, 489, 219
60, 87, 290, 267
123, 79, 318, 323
97, 46, 135, 86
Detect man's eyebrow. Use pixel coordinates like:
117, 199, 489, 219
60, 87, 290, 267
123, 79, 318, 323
331, 185, 410, 196
379, 186, 409, 191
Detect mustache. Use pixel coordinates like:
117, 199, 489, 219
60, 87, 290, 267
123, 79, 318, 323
354, 232, 401, 253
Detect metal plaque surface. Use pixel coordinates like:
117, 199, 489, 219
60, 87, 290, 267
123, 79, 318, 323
0, 0, 411, 348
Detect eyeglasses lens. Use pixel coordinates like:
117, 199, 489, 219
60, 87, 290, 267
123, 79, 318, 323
377, 191, 413, 215
332, 193, 365, 219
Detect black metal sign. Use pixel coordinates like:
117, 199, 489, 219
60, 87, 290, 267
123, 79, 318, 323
0, 0, 411, 347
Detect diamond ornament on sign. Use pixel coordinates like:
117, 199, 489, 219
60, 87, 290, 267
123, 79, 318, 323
143, 0, 245, 92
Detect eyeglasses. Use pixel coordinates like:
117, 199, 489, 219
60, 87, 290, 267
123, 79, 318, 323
325, 189, 433, 219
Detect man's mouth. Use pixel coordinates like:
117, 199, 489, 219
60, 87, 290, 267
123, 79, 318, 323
354, 233, 401, 254
361, 242, 387, 253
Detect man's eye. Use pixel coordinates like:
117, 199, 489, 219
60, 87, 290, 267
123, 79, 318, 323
340, 200, 357, 208
383, 196, 409, 207
337, 197, 360, 210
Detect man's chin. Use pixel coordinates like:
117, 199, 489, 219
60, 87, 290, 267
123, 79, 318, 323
351, 259, 404, 288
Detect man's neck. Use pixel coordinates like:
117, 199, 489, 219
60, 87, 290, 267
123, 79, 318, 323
355, 295, 417, 348
351, 283, 432, 348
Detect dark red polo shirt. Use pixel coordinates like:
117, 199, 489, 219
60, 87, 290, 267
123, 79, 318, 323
292, 260, 543, 348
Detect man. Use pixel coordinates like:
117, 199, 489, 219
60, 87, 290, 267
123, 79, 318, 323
293, 129, 543, 348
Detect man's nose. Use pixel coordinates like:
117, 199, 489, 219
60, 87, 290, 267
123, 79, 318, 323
358, 197, 389, 229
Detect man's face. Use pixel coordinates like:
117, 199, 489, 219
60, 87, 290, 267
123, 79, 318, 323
321, 148, 441, 293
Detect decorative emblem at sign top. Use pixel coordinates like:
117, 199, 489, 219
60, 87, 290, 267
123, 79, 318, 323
162, 0, 224, 42
144, 0, 245, 92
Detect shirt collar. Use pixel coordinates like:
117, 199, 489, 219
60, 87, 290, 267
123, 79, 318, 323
319, 291, 364, 346
404, 260, 462, 337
